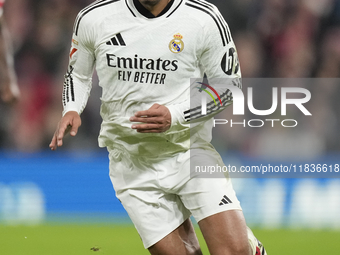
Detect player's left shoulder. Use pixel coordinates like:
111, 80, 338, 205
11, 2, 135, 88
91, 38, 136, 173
183, 0, 221, 19
182, 0, 231, 45
182, 0, 225, 29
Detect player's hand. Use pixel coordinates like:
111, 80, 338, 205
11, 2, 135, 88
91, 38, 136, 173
49, 111, 81, 150
130, 103, 171, 133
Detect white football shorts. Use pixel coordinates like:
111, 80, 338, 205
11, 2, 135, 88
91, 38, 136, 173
108, 145, 242, 248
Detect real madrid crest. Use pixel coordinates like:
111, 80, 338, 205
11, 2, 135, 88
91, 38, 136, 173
169, 33, 184, 53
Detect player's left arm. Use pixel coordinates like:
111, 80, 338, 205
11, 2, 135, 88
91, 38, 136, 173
166, 10, 241, 131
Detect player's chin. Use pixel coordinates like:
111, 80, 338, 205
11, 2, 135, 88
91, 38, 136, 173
139, 0, 161, 7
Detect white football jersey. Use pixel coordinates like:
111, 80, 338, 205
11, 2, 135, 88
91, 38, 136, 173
63, 0, 241, 156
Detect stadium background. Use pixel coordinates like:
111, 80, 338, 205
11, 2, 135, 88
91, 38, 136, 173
1, 0, 340, 254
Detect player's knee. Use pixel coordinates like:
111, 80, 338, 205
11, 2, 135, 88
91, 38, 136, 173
187, 244, 203, 255
182, 238, 202, 255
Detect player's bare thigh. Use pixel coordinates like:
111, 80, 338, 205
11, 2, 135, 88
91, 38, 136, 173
198, 210, 251, 255
148, 218, 203, 255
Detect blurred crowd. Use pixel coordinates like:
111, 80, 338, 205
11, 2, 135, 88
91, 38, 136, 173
213, 0, 340, 159
0, 0, 339, 157
0, 0, 100, 151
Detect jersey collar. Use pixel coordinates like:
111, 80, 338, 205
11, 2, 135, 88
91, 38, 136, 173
125, 0, 183, 19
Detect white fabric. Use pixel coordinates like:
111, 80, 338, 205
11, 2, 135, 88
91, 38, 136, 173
63, 0, 241, 156
108, 146, 242, 248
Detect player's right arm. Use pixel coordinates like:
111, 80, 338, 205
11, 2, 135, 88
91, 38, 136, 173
49, 11, 95, 150
49, 111, 81, 150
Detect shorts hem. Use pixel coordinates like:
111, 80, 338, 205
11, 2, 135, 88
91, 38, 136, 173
195, 206, 243, 223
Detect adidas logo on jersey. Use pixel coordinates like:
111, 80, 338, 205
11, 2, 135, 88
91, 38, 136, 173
106, 33, 126, 46
219, 195, 232, 206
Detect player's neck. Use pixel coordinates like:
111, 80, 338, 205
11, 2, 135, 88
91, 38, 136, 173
137, 0, 171, 17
